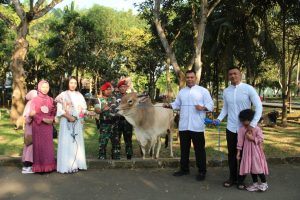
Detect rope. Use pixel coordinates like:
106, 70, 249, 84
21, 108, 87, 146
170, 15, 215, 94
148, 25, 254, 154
204, 118, 224, 162
67, 119, 79, 172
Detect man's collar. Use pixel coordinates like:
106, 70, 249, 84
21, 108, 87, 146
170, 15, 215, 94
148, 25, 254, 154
186, 84, 196, 89
230, 82, 242, 88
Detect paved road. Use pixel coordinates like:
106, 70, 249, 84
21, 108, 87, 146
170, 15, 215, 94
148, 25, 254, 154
1, 164, 299, 200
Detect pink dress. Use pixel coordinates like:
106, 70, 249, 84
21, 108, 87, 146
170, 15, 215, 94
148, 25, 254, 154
31, 93, 56, 173
22, 101, 34, 163
237, 126, 269, 175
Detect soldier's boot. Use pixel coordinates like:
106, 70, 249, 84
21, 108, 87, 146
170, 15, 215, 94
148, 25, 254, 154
111, 149, 120, 160
126, 146, 133, 160
98, 148, 106, 160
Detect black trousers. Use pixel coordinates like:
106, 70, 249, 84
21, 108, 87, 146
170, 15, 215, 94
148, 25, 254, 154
226, 129, 242, 182
179, 131, 206, 174
116, 119, 133, 157
240, 173, 267, 183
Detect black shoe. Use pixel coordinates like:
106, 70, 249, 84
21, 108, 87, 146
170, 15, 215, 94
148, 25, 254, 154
98, 155, 106, 160
196, 173, 206, 181
173, 170, 190, 177
127, 155, 132, 160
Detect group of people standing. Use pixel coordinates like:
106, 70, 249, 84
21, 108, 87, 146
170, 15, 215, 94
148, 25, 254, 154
21, 77, 133, 174
20, 67, 269, 192
164, 68, 268, 192
94, 80, 133, 160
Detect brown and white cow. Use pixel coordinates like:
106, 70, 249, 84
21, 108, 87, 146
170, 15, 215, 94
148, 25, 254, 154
117, 93, 174, 159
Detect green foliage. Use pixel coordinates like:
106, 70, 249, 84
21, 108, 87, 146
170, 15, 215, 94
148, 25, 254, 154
0, 20, 15, 84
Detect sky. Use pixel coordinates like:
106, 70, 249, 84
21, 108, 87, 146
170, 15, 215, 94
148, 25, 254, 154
55, 0, 144, 12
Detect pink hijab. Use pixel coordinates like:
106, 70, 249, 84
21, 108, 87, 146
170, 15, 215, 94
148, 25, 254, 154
23, 90, 38, 117
26, 90, 38, 101
37, 80, 49, 97
30, 80, 55, 121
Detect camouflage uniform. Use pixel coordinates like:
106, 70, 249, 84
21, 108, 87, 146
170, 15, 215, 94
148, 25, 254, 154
95, 96, 120, 160
114, 92, 133, 159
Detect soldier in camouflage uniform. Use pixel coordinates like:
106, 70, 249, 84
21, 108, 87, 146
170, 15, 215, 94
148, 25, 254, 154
95, 82, 120, 160
114, 80, 133, 160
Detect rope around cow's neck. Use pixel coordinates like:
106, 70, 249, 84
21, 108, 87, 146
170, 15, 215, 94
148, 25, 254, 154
116, 104, 213, 111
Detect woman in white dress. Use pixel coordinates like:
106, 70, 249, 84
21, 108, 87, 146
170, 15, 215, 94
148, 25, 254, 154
55, 76, 88, 173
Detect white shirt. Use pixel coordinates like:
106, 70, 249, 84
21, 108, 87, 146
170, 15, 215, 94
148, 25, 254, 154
217, 83, 262, 133
171, 85, 214, 132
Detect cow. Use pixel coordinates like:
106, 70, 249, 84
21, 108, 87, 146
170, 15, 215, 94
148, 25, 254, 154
117, 93, 174, 159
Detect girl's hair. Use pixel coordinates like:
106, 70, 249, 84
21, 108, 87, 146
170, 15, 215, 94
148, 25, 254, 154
66, 76, 78, 91
239, 109, 255, 122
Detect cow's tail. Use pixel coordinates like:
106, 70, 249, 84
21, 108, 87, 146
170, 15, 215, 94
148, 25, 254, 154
165, 131, 169, 148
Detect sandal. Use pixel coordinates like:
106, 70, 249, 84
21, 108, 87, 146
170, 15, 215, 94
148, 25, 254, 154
223, 180, 236, 187
237, 183, 246, 190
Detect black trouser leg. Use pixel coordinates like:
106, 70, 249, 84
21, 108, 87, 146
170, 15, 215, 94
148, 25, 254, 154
239, 175, 247, 184
179, 131, 191, 172
258, 174, 267, 183
191, 131, 206, 174
23, 161, 33, 167
251, 173, 267, 183
123, 122, 133, 158
111, 126, 121, 159
226, 129, 238, 182
251, 174, 258, 183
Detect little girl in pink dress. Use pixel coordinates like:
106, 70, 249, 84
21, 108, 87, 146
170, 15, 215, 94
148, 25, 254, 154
236, 109, 269, 192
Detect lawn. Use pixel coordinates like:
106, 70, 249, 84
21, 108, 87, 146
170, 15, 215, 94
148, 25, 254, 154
0, 110, 299, 160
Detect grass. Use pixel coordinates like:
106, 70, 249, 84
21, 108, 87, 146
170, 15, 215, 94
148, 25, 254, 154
0, 110, 299, 160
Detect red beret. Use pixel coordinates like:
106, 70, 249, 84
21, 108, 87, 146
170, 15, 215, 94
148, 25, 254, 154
100, 82, 113, 91
117, 80, 127, 88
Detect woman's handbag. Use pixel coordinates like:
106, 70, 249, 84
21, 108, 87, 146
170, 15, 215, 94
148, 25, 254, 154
24, 135, 32, 146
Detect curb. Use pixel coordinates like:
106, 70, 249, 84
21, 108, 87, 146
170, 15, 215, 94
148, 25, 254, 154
1, 156, 300, 169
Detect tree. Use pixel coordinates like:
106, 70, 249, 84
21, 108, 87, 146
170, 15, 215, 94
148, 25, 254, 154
138, 0, 221, 87
120, 27, 165, 100
0, 0, 63, 123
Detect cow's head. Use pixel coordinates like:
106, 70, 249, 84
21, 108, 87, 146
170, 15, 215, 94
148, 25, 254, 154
117, 93, 152, 117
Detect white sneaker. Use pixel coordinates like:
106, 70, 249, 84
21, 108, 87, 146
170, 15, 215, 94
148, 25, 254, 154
246, 182, 260, 192
22, 167, 34, 174
258, 182, 268, 192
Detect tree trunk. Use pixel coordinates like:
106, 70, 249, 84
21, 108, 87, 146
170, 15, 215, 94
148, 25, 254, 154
59, 74, 64, 93
193, 1, 208, 83
281, 5, 287, 127
297, 61, 299, 86
297, 61, 300, 97
148, 71, 156, 102
166, 58, 171, 102
213, 59, 220, 115
10, 22, 29, 123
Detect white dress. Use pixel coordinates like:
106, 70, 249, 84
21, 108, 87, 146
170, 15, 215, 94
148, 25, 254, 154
55, 90, 87, 173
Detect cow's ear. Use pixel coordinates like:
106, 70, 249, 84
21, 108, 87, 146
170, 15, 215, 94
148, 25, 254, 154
138, 96, 150, 103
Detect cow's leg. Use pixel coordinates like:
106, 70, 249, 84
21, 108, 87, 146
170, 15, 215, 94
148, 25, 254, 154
139, 138, 147, 159
156, 137, 162, 159
141, 146, 146, 159
149, 137, 157, 159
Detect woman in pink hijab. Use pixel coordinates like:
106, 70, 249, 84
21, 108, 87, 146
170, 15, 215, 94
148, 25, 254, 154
30, 80, 56, 173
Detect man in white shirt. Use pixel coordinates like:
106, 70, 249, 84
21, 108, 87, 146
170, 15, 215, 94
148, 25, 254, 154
164, 70, 214, 181
214, 67, 262, 188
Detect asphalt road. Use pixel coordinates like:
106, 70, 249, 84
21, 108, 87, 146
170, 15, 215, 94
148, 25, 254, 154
1, 164, 299, 200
